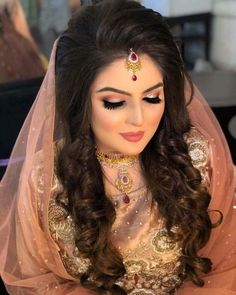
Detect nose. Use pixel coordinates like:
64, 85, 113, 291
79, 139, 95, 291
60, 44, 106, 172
127, 103, 144, 126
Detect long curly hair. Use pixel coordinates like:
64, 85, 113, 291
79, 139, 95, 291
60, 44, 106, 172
55, 0, 217, 293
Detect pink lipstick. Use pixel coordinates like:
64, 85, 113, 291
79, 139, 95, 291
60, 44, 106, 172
120, 131, 144, 142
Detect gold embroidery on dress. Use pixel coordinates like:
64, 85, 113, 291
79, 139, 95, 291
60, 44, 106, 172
59, 250, 90, 277
185, 128, 210, 187
48, 186, 185, 293
44, 135, 213, 293
48, 198, 90, 276
188, 142, 207, 166
119, 256, 184, 294
152, 228, 176, 253
115, 226, 185, 294
48, 199, 74, 242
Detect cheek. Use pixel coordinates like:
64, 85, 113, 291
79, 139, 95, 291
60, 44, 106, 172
92, 109, 121, 132
147, 106, 165, 127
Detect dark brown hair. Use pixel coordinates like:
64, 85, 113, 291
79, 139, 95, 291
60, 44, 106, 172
55, 0, 214, 293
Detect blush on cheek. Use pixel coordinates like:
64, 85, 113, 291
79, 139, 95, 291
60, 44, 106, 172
149, 110, 164, 126
101, 122, 114, 132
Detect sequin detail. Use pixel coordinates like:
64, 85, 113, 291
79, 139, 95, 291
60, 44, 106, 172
48, 191, 185, 293
152, 228, 177, 253
48, 198, 90, 277
48, 199, 74, 242
115, 226, 185, 294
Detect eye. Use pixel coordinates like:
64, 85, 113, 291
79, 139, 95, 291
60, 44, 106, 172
103, 100, 125, 110
143, 95, 162, 104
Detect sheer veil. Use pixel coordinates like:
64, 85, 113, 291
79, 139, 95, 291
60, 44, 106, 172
0, 41, 235, 294
179, 85, 236, 294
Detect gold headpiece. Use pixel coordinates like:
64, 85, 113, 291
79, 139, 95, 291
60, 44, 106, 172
126, 48, 141, 81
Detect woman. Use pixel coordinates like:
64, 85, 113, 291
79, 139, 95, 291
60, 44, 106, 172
0, 0, 45, 83
0, 0, 235, 294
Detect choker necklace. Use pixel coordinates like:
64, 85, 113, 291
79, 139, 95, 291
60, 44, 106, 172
96, 150, 139, 204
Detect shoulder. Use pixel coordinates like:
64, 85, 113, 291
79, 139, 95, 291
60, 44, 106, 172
29, 148, 45, 196
29, 140, 63, 190
28, 141, 63, 221
184, 127, 209, 168
184, 127, 211, 186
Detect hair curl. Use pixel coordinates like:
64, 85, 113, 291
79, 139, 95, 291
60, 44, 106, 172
55, 0, 218, 293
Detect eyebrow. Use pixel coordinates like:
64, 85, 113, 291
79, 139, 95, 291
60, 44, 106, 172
96, 82, 164, 96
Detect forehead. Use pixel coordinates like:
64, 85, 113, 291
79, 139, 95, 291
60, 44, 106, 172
92, 54, 163, 93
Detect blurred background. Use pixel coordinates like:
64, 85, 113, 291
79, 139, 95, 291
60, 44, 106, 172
0, 0, 235, 294
144, 0, 236, 165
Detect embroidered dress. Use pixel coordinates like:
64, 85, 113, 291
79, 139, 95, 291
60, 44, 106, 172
45, 129, 210, 294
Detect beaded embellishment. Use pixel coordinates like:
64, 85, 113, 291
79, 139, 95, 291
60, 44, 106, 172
96, 150, 139, 204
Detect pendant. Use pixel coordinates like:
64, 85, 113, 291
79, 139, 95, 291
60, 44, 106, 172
115, 169, 133, 194
123, 194, 130, 204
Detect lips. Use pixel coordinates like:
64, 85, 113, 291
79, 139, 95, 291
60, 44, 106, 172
120, 131, 144, 142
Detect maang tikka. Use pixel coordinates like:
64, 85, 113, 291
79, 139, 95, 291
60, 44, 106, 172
126, 48, 141, 81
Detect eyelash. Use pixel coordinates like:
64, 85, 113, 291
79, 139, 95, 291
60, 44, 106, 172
103, 96, 162, 110
143, 96, 162, 104
103, 100, 125, 110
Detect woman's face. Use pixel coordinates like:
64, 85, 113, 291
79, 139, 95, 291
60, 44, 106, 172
90, 54, 165, 155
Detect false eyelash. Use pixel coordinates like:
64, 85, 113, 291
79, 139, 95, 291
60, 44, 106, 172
144, 96, 162, 104
103, 100, 124, 110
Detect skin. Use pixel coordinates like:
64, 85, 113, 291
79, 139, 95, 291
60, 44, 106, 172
90, 54, 165, 156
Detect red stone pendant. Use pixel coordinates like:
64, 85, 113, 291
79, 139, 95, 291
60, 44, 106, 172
123, 194, 130, 204
127, 48, 141, 82
128, 49, 139, 64
132, 74, 137, 81
115, 170, 133, 193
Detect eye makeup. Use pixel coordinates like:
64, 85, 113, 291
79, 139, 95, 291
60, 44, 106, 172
103, 100, 125, 110
102, 91, 163, 110
143, 95, 162, 104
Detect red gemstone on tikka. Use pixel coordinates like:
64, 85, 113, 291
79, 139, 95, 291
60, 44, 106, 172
132, 75, 137, 81
123, 195, 130, 204
131, 52, 137, 61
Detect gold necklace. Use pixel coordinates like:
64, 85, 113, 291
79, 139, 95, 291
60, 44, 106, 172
96, 150, 139, 204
